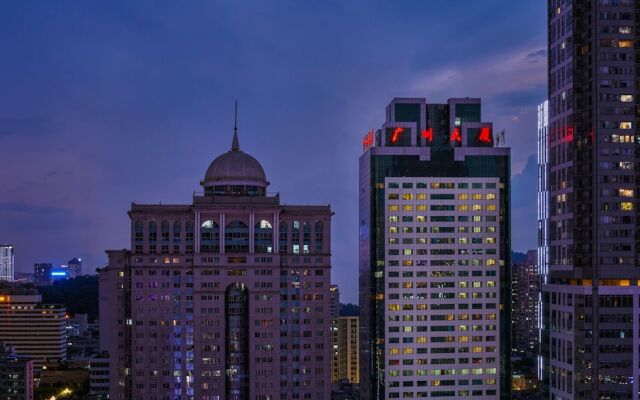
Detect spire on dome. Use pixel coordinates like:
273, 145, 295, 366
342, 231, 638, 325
231, 101, 240, 151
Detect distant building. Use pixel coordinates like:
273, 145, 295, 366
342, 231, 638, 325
330, 285, 340, 383
511, 250, 539, 357
66, 314, 89, 338
330, 284, 340, 319
89, 353, 110, 399
67, 258, 82, 278
0, 344, 34, 400
33, 263, 53, 286
0, 244, 15, 282
334, 316, 359, 384
0, 288, 67, 371
13, 272, 34, 284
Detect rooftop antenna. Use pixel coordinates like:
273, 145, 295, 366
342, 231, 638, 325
231, 100, 240, 151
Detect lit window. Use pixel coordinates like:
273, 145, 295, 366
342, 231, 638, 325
389, 216, 398, 222
472, 194, 482, 200
417, 205, 427, 211
619, 26, 632, 34
619, 189, 634, 197
402, 205, 413, 211
620, 122, 632, 130
388, 227, 398, 233
619, 40, 633, 48
486, 193, 496, 200
388, 205, 399, 211
458, 205, 469, 211
458, 194, 469, 200
620, 94, 633, 102
402, 193, 413, 200
416, 193, 427, 200
486, 204, 497, 211
621, 202, 634, 211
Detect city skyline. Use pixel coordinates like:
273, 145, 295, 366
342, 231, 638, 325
0, 1, 546, 302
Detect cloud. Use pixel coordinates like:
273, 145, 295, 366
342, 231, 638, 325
523, 48, 546, 64
411, 46, 546, 101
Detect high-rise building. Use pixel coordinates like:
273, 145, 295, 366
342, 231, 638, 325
99, 130, 333, 400
0, 288, 67, 371
33, 263, 53, 286
0, 344, 34, 400
540, 2, 640, 399
359, 97, 511, 400
511, 250, 539, 358
334, 316, 359, 385
0, 244, 15, 282
67, 258, 82, 278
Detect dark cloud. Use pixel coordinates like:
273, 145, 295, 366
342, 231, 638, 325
523, 48, 547, 64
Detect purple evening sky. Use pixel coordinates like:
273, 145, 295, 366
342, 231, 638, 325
0, 1, 545, 303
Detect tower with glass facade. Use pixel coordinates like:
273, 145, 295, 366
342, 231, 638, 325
359, 97, 511, 400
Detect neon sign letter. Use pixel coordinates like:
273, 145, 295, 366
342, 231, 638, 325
391, 127, 404, 143
421, 128, 433, 142
450, 127, 461, 143
478, 127, 492, 143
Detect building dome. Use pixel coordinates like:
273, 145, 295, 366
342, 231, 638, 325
201, 131, 269, 196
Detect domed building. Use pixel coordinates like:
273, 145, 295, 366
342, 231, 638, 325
99, 128, 333, 400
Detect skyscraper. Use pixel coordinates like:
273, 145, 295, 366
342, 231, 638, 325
0, 244, 15, 282
540, 1, 640, 398
34, 263, 53, 286
99, 130, 333, 400
67, 258, 82, 278
511, 250, 539, 358
359, 97, 511, 400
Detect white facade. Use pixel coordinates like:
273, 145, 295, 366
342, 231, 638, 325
0, 244, 14, 282
383, 176, 501, 399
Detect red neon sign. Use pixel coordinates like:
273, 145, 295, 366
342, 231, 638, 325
478, 127, 492, 143
362, 130, 374, 151
450, 127, 461, 143
391, 127, 404, 143
421, 128, 433, 142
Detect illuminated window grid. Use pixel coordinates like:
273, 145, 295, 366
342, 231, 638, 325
384, 177, 501, 396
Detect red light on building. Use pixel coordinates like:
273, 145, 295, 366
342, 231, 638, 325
391, 127, 404, 143
478, 127, 492, 143
362, 130, 374, 151
421, 128, 433, 142
450, 127, 461, 143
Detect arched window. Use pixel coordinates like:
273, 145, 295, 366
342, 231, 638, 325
161, 221, 170, 253
185, 221, 194, 253
225, 283, 249, 399
134, 221, 144, 253
254, 220, 273, 253
200, 220, 220, 253
148, 221, 157, 252
225, 221, 249, 253
292, 220, 300, 254
279, 221, 288, 254
173, 221, 181, 252
314, 221, 324, 254
303, 222, 311, 254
